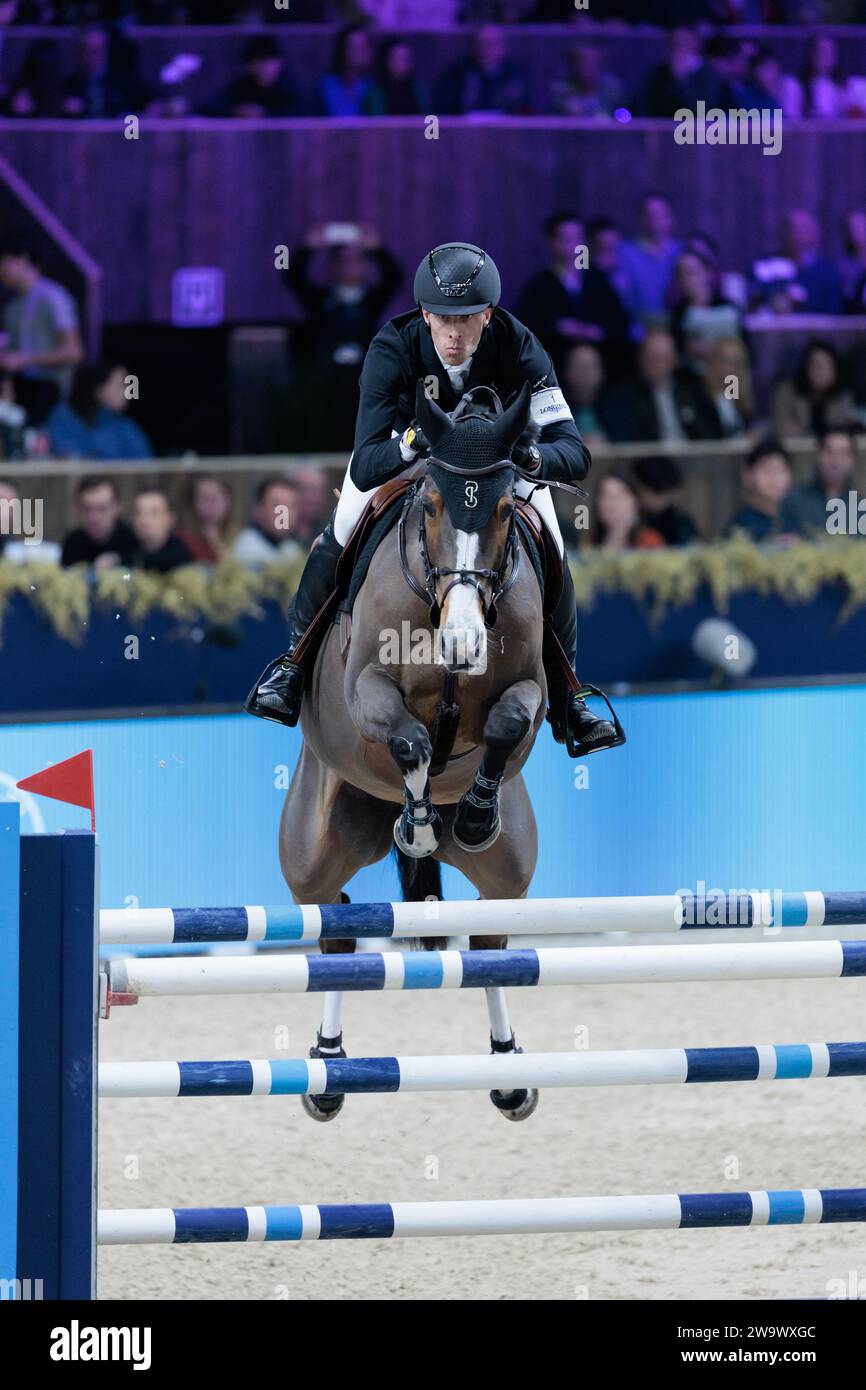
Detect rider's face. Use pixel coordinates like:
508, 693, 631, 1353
423, 308, 492, 365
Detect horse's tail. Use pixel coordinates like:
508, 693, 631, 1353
392, 846, 442, 904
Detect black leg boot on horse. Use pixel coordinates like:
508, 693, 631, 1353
544, 561, 626, 759
245, 521, 344, 727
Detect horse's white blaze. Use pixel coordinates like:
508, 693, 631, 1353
436, 531, 487, 675
404, 757, 439, 854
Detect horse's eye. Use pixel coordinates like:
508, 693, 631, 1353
423, 501, 438, 519
501, 503, 514, 520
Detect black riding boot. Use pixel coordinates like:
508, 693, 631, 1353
245, 521, 343, 727
544, 562, 625, 758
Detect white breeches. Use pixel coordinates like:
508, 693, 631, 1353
333, 453, 565, 557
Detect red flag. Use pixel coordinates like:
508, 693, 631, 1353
17, 749, 95, 831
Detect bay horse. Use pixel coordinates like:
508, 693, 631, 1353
280, 381, 547, 1121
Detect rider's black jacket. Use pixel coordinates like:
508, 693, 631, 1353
349, 307, 591, 491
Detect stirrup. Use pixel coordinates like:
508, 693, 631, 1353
245, 652, 304, 727
551, 683, 626, 759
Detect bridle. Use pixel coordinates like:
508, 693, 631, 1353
398, 457, 521, 630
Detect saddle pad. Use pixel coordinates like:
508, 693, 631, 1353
340, 494, 408, 614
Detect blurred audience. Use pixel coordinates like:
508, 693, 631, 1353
788, 33, 846, 117
703, 336, 756, 437
46, 362, 152, 460
618, 328, 722, 443
840, 210, 866, 310
130, 485, 194, 572
589, 472, 666, 551
515, 213, 631, 373
668, 250, 743, 370
781, 426, 860, 535
233, 476, 304, 569
434, 24, 532, 114
618, 193, 683, 325
561, 342, 622, 444
199, 35, 302, 117
61, 474, 137, 569
0, 477, 19, 557
369, 38, 427, 114
631, 455, 701, 545
319, 24, 381, 115
550, 42, 624, 118
753, 211, 844, 315
289, 465, 331, 545
0, 232, 83, 423
61, 23, 150, 118
726, 436, 798, 542
177, 474, 235, 563
642, 28, 728, 118
772, 340, 857, 436
284, 223, 401, 448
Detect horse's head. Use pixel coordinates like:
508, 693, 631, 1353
413, 379, 532, 675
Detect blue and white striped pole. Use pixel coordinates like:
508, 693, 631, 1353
96, 1188, 866, 1245
107, 938, 866, 998
97, 1041, 866, 1098
97, 890, 866, 946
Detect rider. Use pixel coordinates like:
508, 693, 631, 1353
247, 241, 619, 756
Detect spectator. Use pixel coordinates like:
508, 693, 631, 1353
515, 212, 631, 373
46, 362, 152, 461
284, 224, 401, 449
703, 336, 756, 437
841, 210, 866, 310
684, 230, 749, 311
668, 250, 743, 369
61, 23, 149, 118
631, 455, 701, 545
5, 37, 63, 116
782, 427, 861, 536
61, 475, 137, 570
738, 44, 792, 113
772, 340, 857, 436
550, 42, 624, 118
0, 476, 18, 557
755, 210, 844, 316
130, 486, 194, 573
726, 437, 798, 542
703, 35, 749, 105
618, 328, 722, 443
790, 34, 846, 117
561, 342, 623, 444
290, 465, 331, 546
177, 474, 235, 564
233, 476, 304, 570
434, 24, 532, 114
589, 473, 665, 551
199, 35, 302, 117
368, 38, 427, 115
618, 193, 683, 324
0, 232, 83, 423
642, 28, 729, 118
318, 24, 382, 116
0, 373, 29, 460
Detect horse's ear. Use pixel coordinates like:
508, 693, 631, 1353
415, 379, 453, 448
495, 380, 533, 453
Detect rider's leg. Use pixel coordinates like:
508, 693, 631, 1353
514, 480, 620, 756
246, 457, 376, 726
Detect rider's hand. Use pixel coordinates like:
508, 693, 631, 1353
512, 439, 542, 473
399, 420, 431, 462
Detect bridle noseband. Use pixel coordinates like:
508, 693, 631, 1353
398, 458, 521, 630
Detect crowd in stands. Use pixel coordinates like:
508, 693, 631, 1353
6, 19, 866, 118
3, 191, 866, 564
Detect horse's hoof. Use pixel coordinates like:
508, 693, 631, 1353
393, 813, 441, 859
301, 1091, 345, 1122
451, 815, 501, 854
490, 1086, 539, 1121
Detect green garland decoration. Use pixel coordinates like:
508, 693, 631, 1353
1, 540, 865, 644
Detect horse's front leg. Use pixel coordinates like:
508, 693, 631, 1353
351, 663, 442, 859
452, 677, 542, 853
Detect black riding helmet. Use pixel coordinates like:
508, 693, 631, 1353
414, 243, 501, 316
